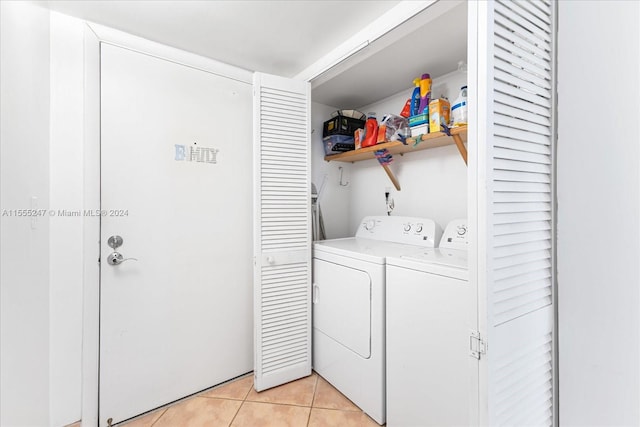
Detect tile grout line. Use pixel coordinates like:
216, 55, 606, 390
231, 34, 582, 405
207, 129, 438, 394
241, 399, 318, 409
193, 394, 247, 403
236, 372, 319, 426
227, 378, 253, 427
226, 399, 243, 427
242, 374, 320, 409
307, 373, 320, 426
148, 408, 168, 427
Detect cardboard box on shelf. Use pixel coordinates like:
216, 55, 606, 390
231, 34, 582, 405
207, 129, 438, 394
429, 99, 450, 133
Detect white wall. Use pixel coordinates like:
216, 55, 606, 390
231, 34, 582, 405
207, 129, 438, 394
312, 70, 468, 236
49, 12, 85, 427
558, 1, 640, 425
0, 2, 52, 426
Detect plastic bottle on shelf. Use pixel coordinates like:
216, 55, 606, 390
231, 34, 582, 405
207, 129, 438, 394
361, 112, 379, 148
451, 85, 468, 126
417, 73, 432, 115
410, 79, 421, 116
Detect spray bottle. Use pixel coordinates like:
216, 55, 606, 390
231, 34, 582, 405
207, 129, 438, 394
410, 78, 421, 116
417, 73, 432, 115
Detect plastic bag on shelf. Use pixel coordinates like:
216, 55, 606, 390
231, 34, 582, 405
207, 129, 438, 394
379, 114, 410, 144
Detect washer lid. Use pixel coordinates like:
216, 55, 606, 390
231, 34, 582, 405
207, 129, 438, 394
313, 237, 429, 264
387, 248, 469, 280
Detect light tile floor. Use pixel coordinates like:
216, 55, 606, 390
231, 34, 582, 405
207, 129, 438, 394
104, 372, 383, 427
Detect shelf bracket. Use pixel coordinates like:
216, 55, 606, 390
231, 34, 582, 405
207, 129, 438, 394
441, 123, 467, 165
375, 149, 401, 191
381, 164, 401, 191
452, 133, 468, 165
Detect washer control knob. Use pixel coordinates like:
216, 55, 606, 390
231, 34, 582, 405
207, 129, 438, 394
416, 224, 423, 233
404, 224, 411, 232
457, 225, 467, 236
364, 220, 376, 231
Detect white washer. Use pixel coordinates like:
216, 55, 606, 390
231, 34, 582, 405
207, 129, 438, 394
386, 219, 471, 427
313, 216, 442, 425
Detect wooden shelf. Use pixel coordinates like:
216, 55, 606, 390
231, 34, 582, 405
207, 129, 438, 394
324, 125, 468, 163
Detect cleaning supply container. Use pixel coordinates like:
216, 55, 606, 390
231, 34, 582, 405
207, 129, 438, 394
417, 73, 432, 114
362, 112, 379, 148
451, 85, 468, 126
410, 79, 421, 116
408, 74, 432, 128
429, 98, 451, 133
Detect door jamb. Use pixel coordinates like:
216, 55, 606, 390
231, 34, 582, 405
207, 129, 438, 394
80, 23, 100, 427
79, 23, 252, 426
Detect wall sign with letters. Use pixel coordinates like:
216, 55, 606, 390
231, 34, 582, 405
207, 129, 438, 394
175, 144, 219, 164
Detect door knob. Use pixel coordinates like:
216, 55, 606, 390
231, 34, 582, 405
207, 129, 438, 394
107, 251, 138, 266
106, 235, 136, 265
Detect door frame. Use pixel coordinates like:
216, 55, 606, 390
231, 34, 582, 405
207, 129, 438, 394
466, 1, 481, 425
80, 24, 252, 427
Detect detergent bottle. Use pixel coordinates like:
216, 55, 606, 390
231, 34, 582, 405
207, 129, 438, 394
451, 85, 468, 126
417, 73, 432, 115
361, 112, 379, 148
410, 79, 421, 116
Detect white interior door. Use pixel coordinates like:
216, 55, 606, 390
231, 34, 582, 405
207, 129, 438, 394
99, 44, 253, 425
472, 0, 557, 425
253, 72, 312, 391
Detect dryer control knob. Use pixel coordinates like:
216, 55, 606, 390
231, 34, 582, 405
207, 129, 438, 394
416, 224, 423, 233
404, 224, 411, 232
364, 220, 376, 231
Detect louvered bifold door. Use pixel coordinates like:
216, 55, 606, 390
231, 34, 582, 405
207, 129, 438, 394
474, 1, 556, 426
253, 72, 312, 391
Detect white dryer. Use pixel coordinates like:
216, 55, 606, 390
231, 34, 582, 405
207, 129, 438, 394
312, 216, 442, 425
385, 219, 471, 427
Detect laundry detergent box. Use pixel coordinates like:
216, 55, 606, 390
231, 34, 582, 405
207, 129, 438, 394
408, 112, 429, 127
409, 123, 429, 138
429, 98, 450, 133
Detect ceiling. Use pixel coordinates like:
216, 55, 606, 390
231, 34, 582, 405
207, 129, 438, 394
44, 0, 467, 109
44, 0, 401, 77
312, 1, 467, 109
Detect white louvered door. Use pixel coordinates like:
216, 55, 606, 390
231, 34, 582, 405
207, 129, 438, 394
472, 1, 556, 425
253, 72, 312, 391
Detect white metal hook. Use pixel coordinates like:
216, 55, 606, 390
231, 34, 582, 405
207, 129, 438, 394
339, 167, 349, 186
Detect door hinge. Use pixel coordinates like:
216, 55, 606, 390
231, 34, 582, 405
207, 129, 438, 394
470, 330, 486, 360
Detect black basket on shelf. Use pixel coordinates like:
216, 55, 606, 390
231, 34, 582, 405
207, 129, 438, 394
321, 110, 366, 156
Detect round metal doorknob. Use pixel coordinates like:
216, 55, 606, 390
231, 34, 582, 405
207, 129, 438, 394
108, 235, 124, 249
